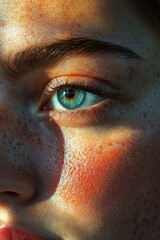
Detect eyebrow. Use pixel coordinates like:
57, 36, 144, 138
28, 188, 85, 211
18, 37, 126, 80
0, 37, 141, 80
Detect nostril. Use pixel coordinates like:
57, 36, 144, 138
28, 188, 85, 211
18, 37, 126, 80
3, 191, 19, 198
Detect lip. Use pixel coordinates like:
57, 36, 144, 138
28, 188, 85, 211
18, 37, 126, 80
0, 227, 58, 240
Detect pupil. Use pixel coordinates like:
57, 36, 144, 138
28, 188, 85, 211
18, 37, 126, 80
64, 89, 75, 99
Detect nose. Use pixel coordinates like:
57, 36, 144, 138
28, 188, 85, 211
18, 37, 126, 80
0, 161, 35, 203
0, 101, 64, 206
0, 153, 35, 203
0, 108, 35, 204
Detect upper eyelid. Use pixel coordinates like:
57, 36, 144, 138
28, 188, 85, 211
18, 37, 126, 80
41, 75, 120, 99
44, 75, 118, 91
38, 75, 124, 112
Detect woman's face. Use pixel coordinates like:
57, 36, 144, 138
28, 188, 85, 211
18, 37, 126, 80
0, 0, 160, 239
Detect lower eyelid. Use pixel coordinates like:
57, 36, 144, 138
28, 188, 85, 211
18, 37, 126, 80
48, 99, 114, 128
40, 84, 123, 112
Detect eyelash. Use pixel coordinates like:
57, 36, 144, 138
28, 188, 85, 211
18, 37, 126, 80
45, 82, 122, 99
39, 76, 124, 127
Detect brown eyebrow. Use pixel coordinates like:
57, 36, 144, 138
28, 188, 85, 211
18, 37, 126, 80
139, 0, 160, 25
0, 37, 142, 81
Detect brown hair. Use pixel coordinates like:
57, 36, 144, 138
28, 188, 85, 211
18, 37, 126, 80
141, 0, 160, 24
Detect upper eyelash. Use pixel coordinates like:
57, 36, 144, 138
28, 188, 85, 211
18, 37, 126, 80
43, 79, 124, 101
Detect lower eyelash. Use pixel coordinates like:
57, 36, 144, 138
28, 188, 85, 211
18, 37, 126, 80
42, 82, 124, 113
48, 99, 114, 128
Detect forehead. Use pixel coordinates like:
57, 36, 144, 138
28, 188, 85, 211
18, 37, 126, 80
0, 0, 157, 60
0, 2, 133, 40
0, 0, 110, 51
0, 0, 111, 24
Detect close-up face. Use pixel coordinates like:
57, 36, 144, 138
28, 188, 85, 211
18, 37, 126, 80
0, 0, 160, 240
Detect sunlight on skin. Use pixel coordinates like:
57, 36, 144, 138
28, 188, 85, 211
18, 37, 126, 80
53, 127, 138, 218
0, 207, 10, 227
0, 0, 160, 240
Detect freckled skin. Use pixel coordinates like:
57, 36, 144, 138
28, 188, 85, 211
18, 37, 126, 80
0, 0, 160, 240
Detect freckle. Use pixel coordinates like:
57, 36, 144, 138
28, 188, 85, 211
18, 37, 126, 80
139, 234, 145, 240
107, 142, 113, 147
76, 23, 80, 28
143, 112, 147, 118
142, 217, 147, 222
28, 118, 32, 123
115, 139, 122, 144
148, 120, 154, 127
153, 188, 157, 193
155, 203, 159, 209
128, 68, 134, 81
99, 145, 103, 150
17, 142, 21, 146
0, 20, 6, 27
153, 215, 157, 221
156, 71, 160, 77
132, 217, 137, 223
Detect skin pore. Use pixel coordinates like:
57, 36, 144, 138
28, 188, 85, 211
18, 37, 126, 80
0, 0, 160, 240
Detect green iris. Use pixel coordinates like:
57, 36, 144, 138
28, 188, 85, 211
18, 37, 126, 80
57, 88, 86, 110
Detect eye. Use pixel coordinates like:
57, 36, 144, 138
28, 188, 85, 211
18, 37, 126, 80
47, 87, 104, 111
39, 76, 124, 127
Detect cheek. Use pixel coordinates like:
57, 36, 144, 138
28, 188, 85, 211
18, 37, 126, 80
54, 128, 138, 217
62, 147, 121, 202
